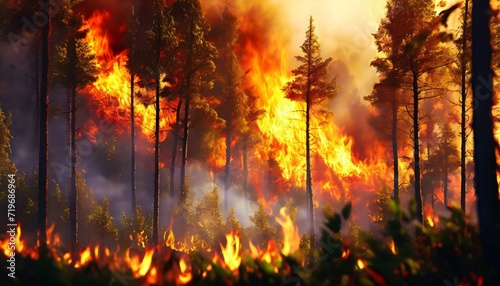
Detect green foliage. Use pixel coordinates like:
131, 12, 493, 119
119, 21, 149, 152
119, 206, 153, 248
173, 181, 196, 237
48, 183, 69, 228
87, 197, 118, 244
367, 183, 392, 231
193, 188, 224, 245
0, 106, 16, 191
247, 202, 277, 247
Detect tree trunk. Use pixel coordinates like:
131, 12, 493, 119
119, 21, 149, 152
34, 46, 41, 148
412, 71, 423, 223
392, 92, 399, 201
180, 75, 191, 201
460, 0, 469, 213
471, 0, 500, 284
69, 37, 78, 254
131, 72, 136, 213
427, 143, 434, 212
169, 99, 182, 210
224, 114, 232, 212
152, 69, 161, 245
38, 0, 50, 256
243, 139, 249, 216
443, 156, 448, 207
306, 19, 315, 247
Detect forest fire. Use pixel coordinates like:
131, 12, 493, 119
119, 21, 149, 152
1, 0, 498, 284
75, 3, 397, 210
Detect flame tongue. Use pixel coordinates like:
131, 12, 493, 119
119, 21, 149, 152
81, 11, 169, 141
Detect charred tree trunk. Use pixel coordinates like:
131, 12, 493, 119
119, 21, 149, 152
180, 75, 191, 201
443, 156, 448, 207
242, 139, 249, 216
68, 37, 78, 253
392, 92, 399, 201
224, 114, 232, 212
471, 0, 500, 284
34, 45, 41, 148
306, 92, 314, 246
131, 72, 136, 213
427, 144, 435, 212
169, 100, 182, 210
38, 0, 50, 256
306, 24, 315, 247
460, 0, 469, 213
152, 67, 161, 245
412, 70, 423, 223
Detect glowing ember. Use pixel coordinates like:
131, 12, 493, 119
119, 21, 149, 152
427, 215, 435, 227
342, 249, 350, 259
390, 240, 397, 255
357, 258, 366, 269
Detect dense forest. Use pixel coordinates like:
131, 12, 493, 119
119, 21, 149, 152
0, 0, 499, 285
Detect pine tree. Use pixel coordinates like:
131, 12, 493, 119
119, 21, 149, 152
144, 0, 177, 244
282, 16, 336, 244
428, 123, 460, 206
193, 188, 224, 245
248, 202, 277, 248
51, 1, 98, 252
171, 0, 217, 201
458, 0, 471, 213
211, 7, 248, 212
87, 197, 118, 244
370, 0, 452, 222
0, 105, 16, 189
124, 6, 140, 214
38, 0, 51, 256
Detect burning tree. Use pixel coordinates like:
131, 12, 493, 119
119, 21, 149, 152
369, 0, 453, 223
171, 0, 217, 201
427, 123, 460, 207
143, 0, 177, 245
211, 7, 249, 211
51, 0, 98, 252
282, 16, 336, 245
124, 6, 140, 215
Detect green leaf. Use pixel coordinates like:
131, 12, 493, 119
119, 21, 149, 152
341, 202, 352, 220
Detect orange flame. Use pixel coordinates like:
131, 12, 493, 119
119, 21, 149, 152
390, 240, 397, 255
178, 256, 192, 285
220, 231, 242, 271
81, 11, 171, 141
275, 207, 300, 256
